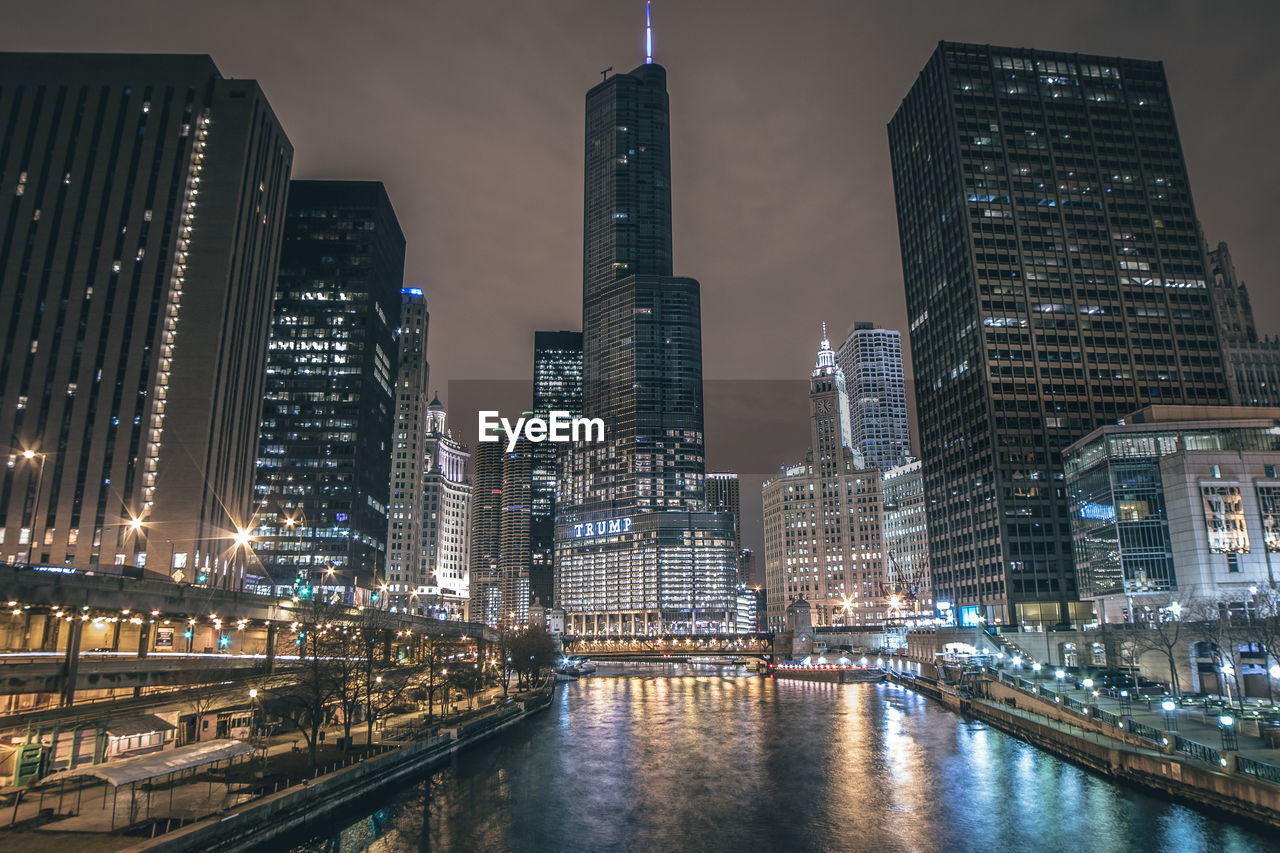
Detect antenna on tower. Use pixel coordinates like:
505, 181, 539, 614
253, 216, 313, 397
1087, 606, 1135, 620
645, 1, 653, 64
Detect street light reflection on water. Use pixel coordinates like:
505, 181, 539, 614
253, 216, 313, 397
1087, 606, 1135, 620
287, 663, 1276, 853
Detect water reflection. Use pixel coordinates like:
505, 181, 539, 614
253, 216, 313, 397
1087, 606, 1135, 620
292, 664, 1278, 853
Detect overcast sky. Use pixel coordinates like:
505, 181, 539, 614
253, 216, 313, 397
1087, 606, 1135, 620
7, 0, 1278, 558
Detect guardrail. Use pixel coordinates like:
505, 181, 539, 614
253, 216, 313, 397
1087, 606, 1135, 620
1174, 735, 1220, 766
1063, 695, 1086, 713
1125, 719, 1163, 744
1095, 708, 1121, 728
1236, 755, 1280, 785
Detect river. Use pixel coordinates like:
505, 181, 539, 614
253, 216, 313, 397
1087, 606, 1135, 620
290, 663, 1278, 853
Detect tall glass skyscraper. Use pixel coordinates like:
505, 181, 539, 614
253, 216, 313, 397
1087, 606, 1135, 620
889, 42, 1229, 627
836, 323, 911, 470
555, 43, 736, 636
0, 54, 292, 584
530, 330, 582, 607
252, 181, 404, 600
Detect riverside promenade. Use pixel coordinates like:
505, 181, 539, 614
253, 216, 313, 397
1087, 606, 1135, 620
1, 681, 554, 852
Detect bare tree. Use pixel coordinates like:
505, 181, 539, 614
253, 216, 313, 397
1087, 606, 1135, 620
1132, 612, 1187, 696
1184, 596, 1256, 711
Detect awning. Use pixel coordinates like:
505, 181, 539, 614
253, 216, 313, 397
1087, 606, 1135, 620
38, 739, 252, 787
104, 714, 176, 737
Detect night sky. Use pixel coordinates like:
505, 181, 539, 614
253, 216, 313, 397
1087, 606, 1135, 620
7, 1, 1279, 559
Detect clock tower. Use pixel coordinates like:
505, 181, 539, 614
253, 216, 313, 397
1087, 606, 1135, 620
809, 324, 854, 478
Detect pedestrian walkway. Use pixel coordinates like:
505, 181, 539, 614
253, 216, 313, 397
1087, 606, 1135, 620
991, 669, 1280, 767
3, 681, 522, 835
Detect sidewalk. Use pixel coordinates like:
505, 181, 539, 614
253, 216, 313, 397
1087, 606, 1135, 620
994, 671, 1280, 765
3, 682, 520, 836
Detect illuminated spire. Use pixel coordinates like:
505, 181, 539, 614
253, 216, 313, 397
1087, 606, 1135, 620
645, 1, 653, 64
814, 324, 837, 374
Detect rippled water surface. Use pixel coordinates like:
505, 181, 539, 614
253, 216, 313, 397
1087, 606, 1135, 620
292, 663, 1279, 853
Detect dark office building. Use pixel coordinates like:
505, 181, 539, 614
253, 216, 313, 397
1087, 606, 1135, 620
530, 330, 583, 607
889, 42, 1229, 627
555, 50, 737, 635
0, 53, 292, 584
252, 181, 404, 599
706, 471, 741, 552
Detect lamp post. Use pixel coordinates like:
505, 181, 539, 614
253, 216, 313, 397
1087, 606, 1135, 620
18, 449, 48, 563
1162, 698, 1178, 732
231, 527, 256, 591
1219, 714, 1238, 750
1082, 678, 1095, 715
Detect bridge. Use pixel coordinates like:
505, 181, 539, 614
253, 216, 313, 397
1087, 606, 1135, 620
0, 562, 496, 709
562, 633, 775, 661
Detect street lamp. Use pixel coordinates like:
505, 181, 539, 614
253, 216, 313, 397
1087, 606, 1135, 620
1082, 678, 1094, 714
1161, 698, 1178, 732
16, 448, 48, 563
1219, 714, 1238, 750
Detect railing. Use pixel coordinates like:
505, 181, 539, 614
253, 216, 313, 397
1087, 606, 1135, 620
1017, 677, 1036, 691
1063, 695, 1086, 713
1126, 719, 1163, 744
1174, 735, 1221, 766
1236, 755, 1280, 785
1095, 708, 1121, 728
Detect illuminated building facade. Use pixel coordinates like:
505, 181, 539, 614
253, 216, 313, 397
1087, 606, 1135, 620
554, 43, 736, 633
1064, 406, 1280, 624
0, 53, 291, 583
385, 289, 468, 618
419, 395, 471, 619
386, 288, 429, 612
890, 42, 1229, 628
881, 460, 933, 622
530, 330, 582, 607
836, 323, 911, 470
252, 181, 404, 600
762, 332, 888, 631
470, 436, 530, 626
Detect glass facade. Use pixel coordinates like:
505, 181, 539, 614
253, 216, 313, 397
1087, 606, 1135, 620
1201, 486, 1249, 554
836, 324, 911, 469
530, 330, 583, 607
889, 42, 1229, 626
1065, 417, 1280, 600
556, 60, 735, 630
252, 181, 404, 598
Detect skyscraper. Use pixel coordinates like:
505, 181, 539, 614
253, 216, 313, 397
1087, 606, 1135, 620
469, 436, 530, 627
705, 472, 741, 553
252, 181, 404, 600
530, 330, 583, 607
0, 54, 292, 583
762, 332, 888, 630
419, 395, 471, 619
470, 440, 504, 626
385, 287, 430, 612
881, 460, 933, 622
889, 42, 1229, 627
555, 28, 737, 635
836, 323, 911, 469
1206, 241, 1280, 408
